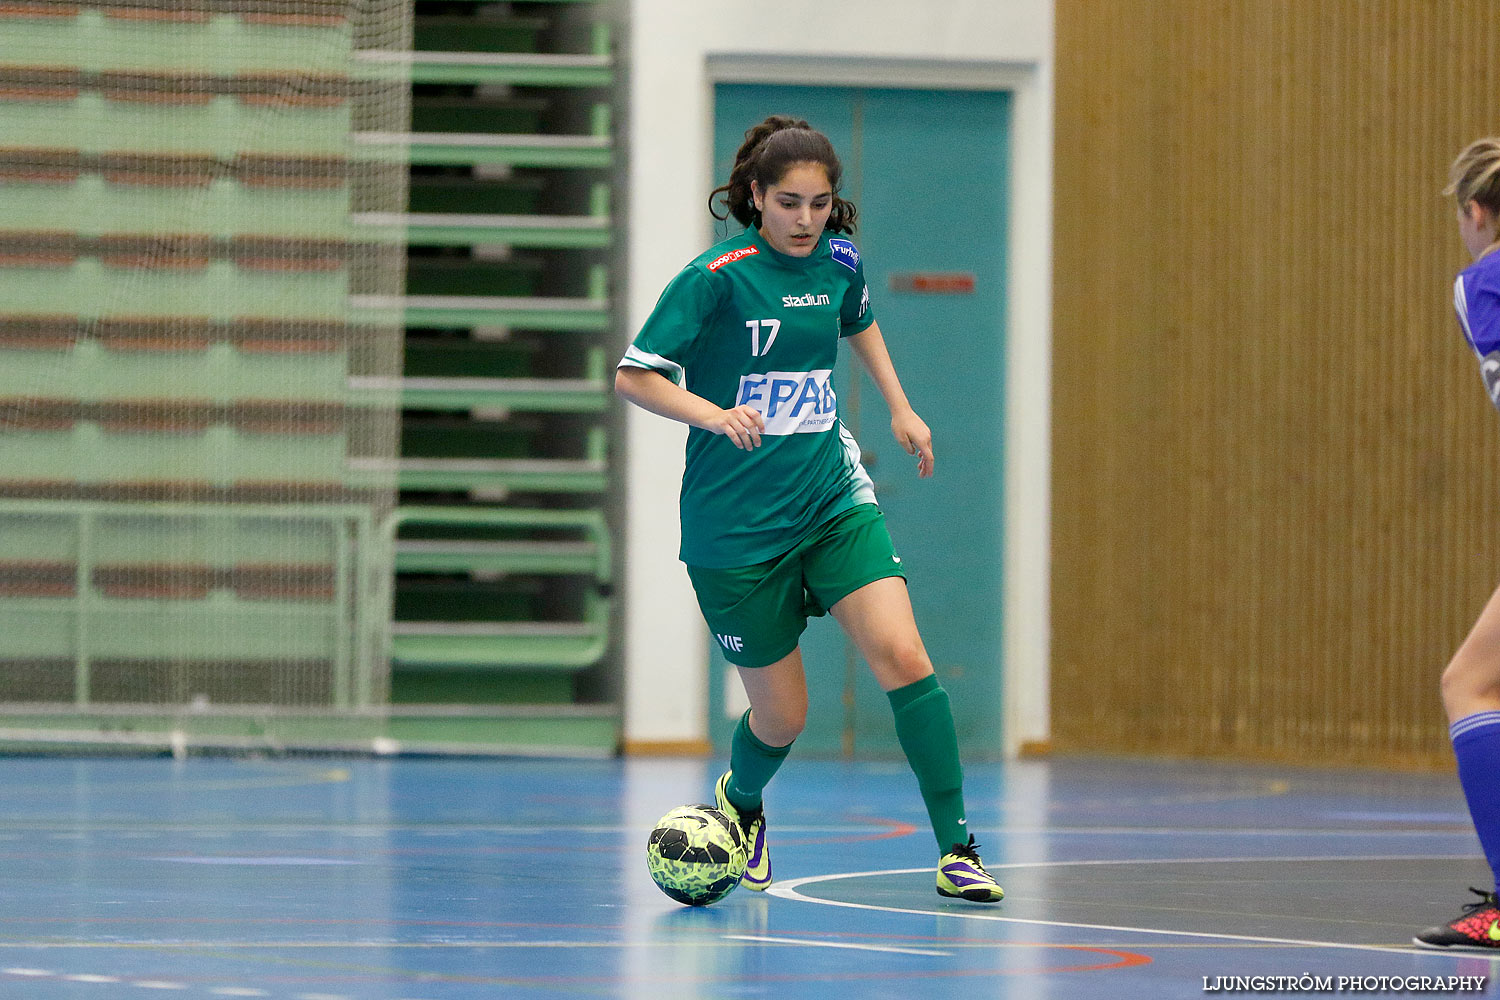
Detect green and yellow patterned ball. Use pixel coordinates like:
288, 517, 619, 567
646, 804, 748, 906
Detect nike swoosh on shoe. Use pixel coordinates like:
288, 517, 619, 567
941, 871, 990, 888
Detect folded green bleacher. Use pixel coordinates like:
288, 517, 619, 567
374, 0, 619, 754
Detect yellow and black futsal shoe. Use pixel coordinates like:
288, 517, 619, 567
714, 771, 770, 890
936, 836, 1005, 902
1414, 887, 1500, 951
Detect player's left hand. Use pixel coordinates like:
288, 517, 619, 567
891, 410, 934, 478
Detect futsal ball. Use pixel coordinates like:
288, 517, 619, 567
646, 804, 748, 906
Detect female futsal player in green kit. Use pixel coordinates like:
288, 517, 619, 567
616, 115, 1003, 902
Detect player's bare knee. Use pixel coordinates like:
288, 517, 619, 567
878, 641, 933, 689
752, 702, 805, 746
1440, 660, 1468, 717
1441, 651, 1500, 714
782, 697, 808, 740
760, 715, 804, 747
1441, 657, 1466, 697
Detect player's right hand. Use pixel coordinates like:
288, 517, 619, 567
711, 404, 765, 450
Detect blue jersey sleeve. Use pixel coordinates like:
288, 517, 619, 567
1455, 265, 1500, 411
1457, 271, 1500, 357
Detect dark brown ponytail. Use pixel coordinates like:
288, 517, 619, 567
709, 115, 858, 235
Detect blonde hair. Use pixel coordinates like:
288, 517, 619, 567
1446, 137, 1500, 214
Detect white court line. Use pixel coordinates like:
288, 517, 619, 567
766, 854, 1483, 959
0, 939, 966, 950
723, 934, 952, 957
0, 824, 1481, 838
999, 828, 1480, 837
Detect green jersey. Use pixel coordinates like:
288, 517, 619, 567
621, 226, 878, 568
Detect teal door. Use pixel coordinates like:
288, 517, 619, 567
708, 83, 1009, 758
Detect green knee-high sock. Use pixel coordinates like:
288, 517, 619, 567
725, 709, 793, 812
888, 674, 968, 851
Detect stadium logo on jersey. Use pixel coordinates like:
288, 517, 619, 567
736, 369, 837, 435
828, 238, 860, 272
781, 292, 831, 308
707, 246, 759, 271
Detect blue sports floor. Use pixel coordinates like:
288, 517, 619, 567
2, 753, 1497, 999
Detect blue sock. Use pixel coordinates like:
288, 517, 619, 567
1451, 711, 1500, 895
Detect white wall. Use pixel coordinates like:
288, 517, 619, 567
620, 0, 1054, 754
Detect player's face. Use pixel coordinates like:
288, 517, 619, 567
752, 162, 833, 257
1458, 200, 1499, 261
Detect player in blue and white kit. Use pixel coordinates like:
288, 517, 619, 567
1416, 137, 1500, 951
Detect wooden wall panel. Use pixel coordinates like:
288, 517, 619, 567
1052, 0, 1500, 766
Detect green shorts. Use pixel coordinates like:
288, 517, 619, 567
685, 503, 906, 668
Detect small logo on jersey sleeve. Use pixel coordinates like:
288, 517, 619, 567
707, 246, 759, 271
828, 239, 860, 272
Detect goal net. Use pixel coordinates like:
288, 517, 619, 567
0, 0, 410, 750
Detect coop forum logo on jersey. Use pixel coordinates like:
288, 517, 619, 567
782, 292, 831, 308
736, 369, 837, 435
707, 246, 758, 271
